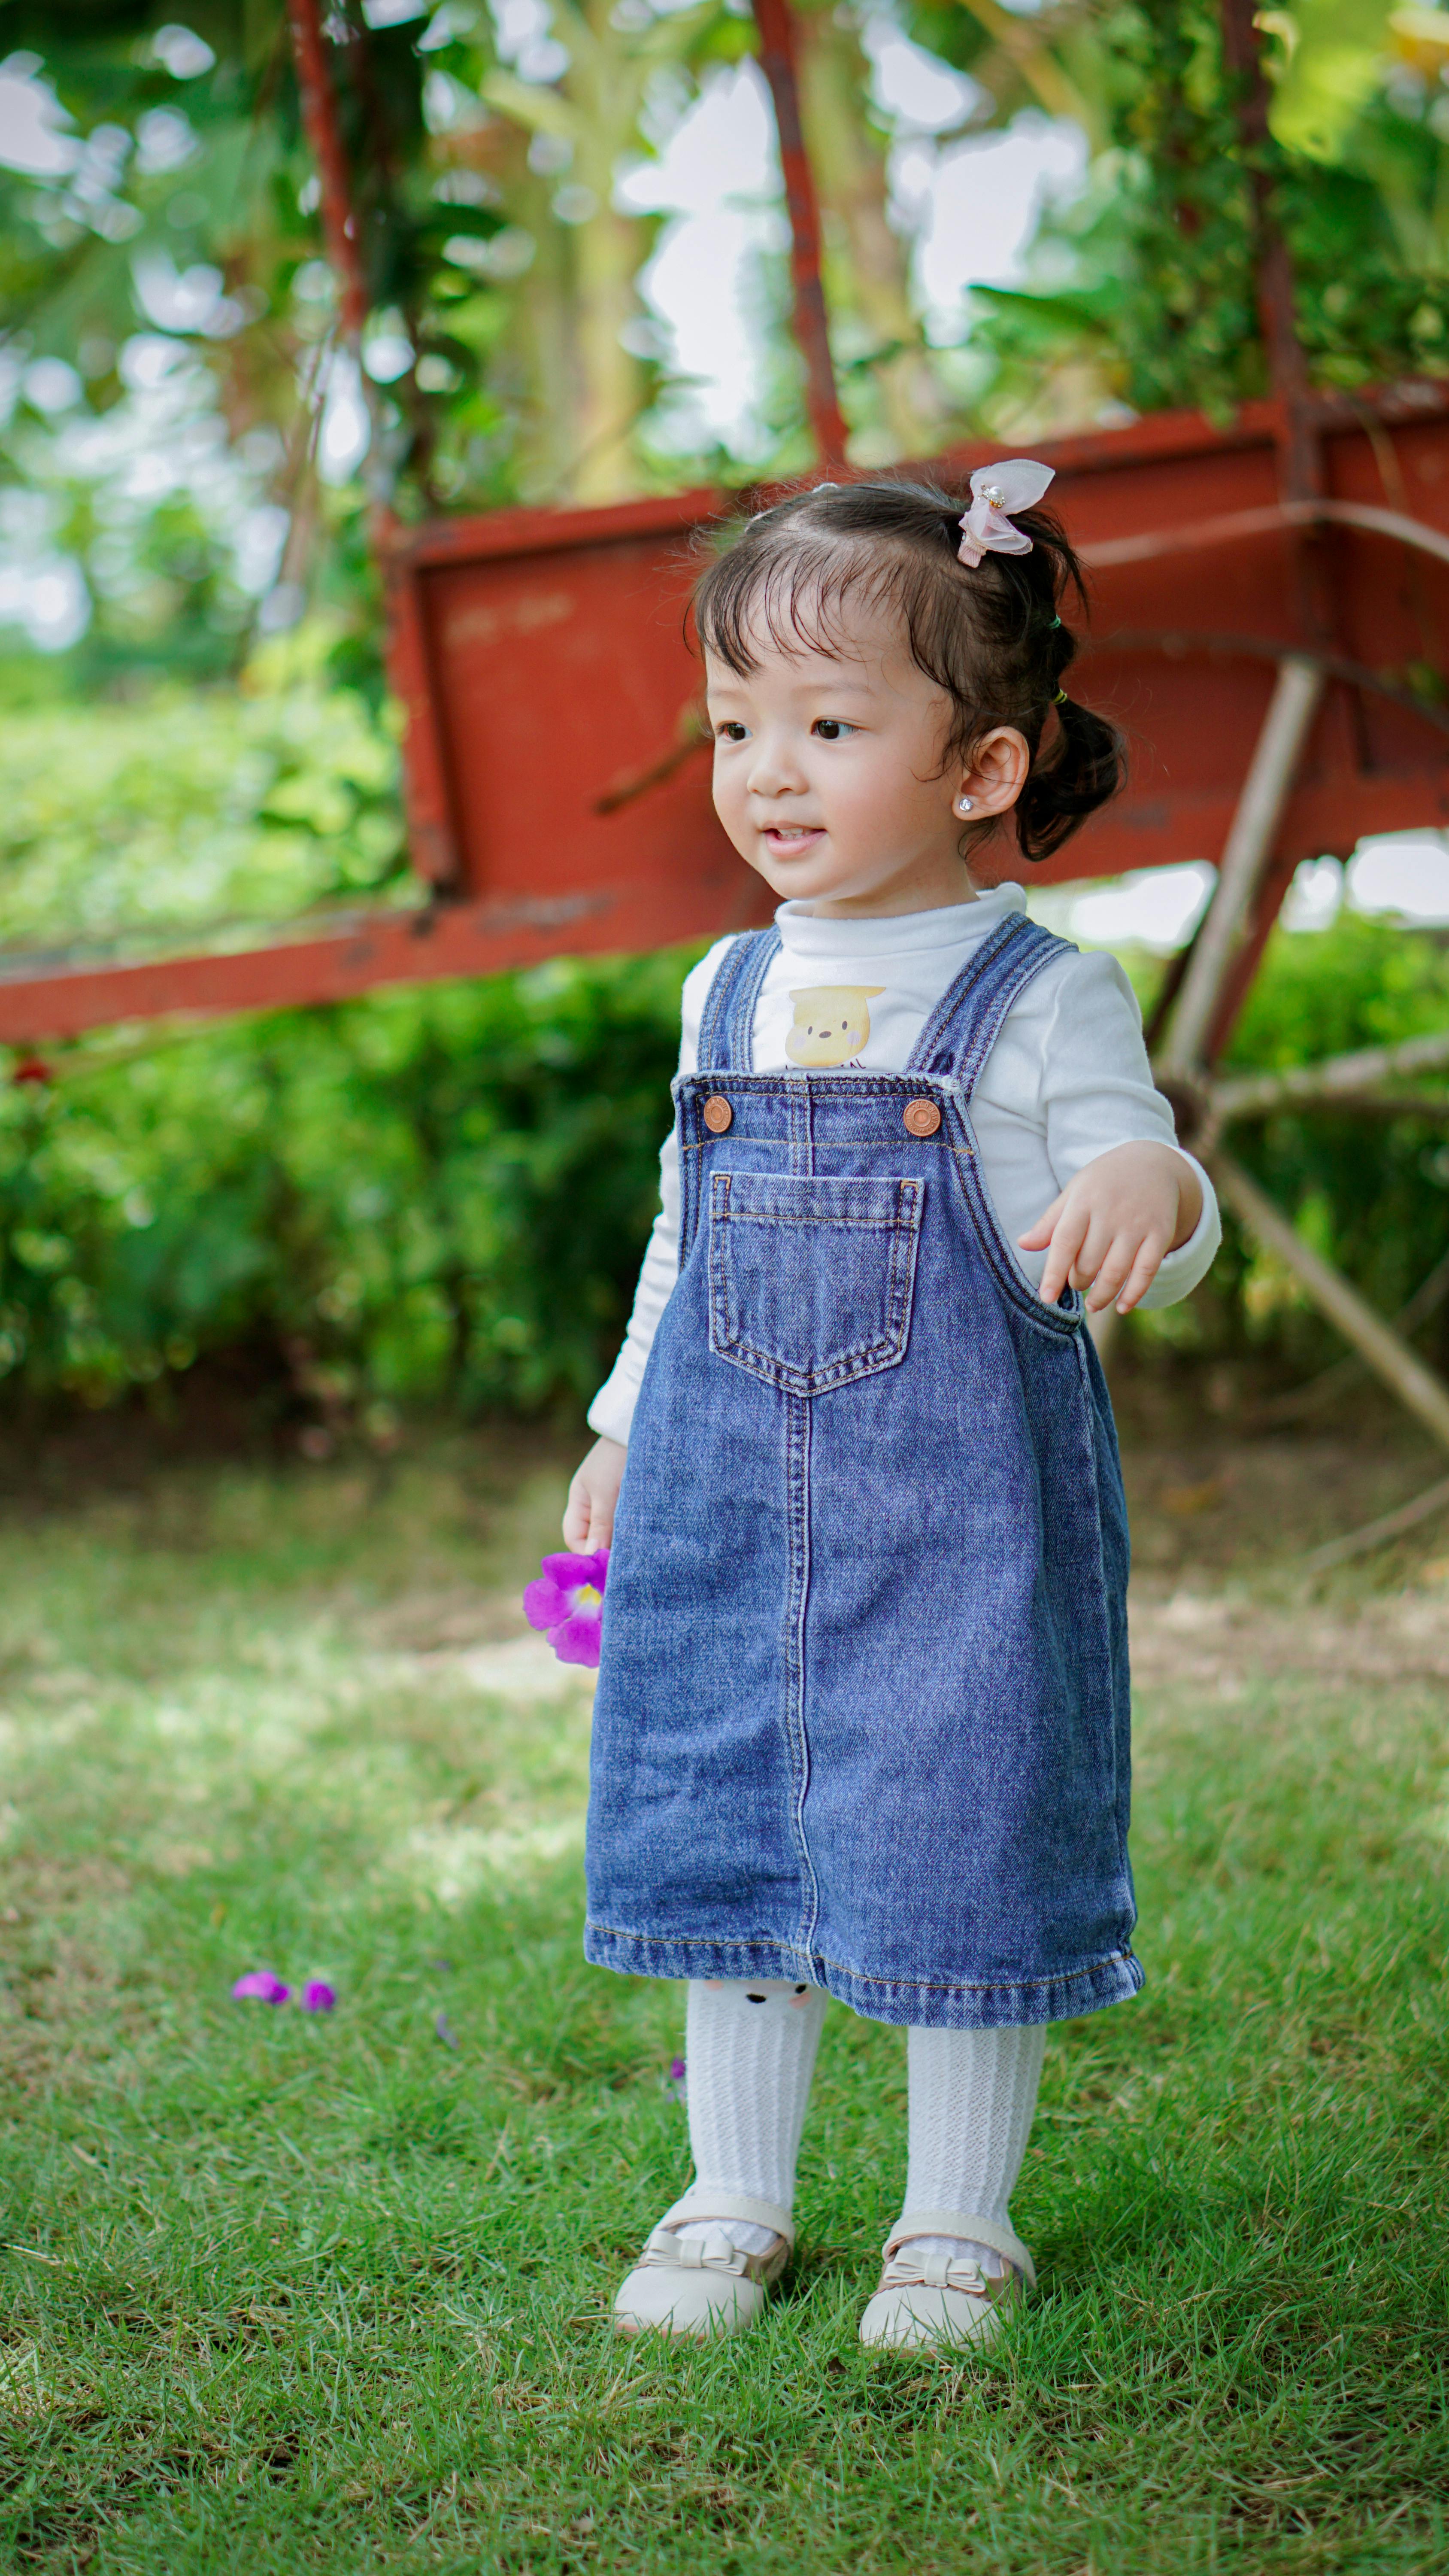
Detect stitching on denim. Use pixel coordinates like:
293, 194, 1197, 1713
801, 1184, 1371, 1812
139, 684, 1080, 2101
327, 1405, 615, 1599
695, 935, 746, 1065
716, 1216, 916, 1232
965, 1206, 1082, 1337
907, 917, 1077, 1100
703, 926, 778, 1068
687, 1077, 960, 1100
712, 1178, 923, 1225
709, 1173, 735, 1357
935, 1097, 1082, 1341
707, 1174, 924, 1392
958, 927, 1067, 1081
954, 923, 1077, 1092
711, 1342, 914, 1391
906, 914, 1029, 1076
811, 1948, 1141, 1996
585, 1923, 1142, 1997
784, 1391, 818, 1951
696, 928, 779, 1067
684, 1138, 975, 1157
1074, 1329, 1133, 1894
738, 928, 782, 1066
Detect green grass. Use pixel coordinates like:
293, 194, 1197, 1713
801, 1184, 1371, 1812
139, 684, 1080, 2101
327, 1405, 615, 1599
0, 1428, 1446, 2573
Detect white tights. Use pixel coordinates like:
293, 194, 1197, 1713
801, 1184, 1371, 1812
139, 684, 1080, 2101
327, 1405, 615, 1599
674, 1978, 1045, 2272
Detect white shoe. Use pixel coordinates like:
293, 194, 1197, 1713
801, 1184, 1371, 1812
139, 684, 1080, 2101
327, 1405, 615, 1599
612, 2190, 794, 2342
859, 2209, 1035, 2352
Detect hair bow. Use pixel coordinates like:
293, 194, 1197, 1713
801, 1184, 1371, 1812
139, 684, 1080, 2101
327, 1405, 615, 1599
957, 459, 1055, 567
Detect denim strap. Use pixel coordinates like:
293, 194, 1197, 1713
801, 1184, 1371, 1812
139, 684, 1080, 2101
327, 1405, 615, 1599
695, 927, 782, 1072
908, 913, 1075, 1095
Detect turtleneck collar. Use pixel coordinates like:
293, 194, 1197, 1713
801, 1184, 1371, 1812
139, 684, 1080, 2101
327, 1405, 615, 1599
774, 884, 1027, 956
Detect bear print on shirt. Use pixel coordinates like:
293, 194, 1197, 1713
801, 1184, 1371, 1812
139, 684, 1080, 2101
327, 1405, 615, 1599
785, 985, 885, 1068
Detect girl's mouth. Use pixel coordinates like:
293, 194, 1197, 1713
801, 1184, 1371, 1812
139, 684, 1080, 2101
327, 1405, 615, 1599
762, 825, 825, 854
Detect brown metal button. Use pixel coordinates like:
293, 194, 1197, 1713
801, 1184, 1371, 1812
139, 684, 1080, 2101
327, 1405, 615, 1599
903, 1097, 941, 1137
702, 1094, 734, 1134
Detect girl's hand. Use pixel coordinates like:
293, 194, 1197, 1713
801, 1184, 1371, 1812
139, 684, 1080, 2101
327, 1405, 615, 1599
1019, 1142, 1203, 1316
563, 1435, 627, 1551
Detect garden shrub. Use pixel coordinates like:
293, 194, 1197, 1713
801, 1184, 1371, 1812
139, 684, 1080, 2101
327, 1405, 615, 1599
0, 952, 691, 1420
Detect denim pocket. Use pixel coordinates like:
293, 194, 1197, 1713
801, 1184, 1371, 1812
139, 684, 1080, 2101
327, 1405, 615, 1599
707, 1171, 924, 1397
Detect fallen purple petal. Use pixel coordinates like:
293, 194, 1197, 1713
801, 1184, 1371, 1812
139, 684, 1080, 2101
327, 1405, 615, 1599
300, 1981, 336, 2013
231, 1971, 289, 2005
435, 2011, 460, 2050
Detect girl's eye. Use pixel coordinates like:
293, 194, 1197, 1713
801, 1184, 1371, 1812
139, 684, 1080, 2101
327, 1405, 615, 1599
716, 722, 748, 743
812, 718, 853, 741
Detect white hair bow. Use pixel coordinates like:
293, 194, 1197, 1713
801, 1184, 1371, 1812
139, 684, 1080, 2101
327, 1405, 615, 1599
957, 459, 1055, 567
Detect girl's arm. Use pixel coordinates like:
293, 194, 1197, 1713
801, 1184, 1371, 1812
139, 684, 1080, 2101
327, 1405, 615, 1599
562, 1143, 679, 1547
1020, 1140, 1202, 1314
584, 1139, 683, 1446
563, 940, 731, 1549
995, 948, 1220, 1316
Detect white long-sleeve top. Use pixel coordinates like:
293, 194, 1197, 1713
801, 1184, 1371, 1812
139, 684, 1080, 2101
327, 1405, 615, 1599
588, 885, 1220, 1446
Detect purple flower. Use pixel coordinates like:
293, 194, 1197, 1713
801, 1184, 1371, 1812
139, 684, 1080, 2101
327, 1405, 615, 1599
300, 1981, 336, 2013
523, 1547, 609, 1669
232, 1971, 289, 2005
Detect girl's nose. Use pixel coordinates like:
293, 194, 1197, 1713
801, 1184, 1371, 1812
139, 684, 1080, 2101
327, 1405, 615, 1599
746, 731, 808, 797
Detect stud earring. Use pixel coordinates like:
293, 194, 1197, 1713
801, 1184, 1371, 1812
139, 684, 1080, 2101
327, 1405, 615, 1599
956, 795, 974, 814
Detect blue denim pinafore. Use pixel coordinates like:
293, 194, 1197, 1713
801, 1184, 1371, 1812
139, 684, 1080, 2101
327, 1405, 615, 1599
585, 914, 1141, 2029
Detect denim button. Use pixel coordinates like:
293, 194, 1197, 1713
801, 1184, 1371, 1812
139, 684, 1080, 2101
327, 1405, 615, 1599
703, 1095, 733, 1134
903, 1097, 941, 1136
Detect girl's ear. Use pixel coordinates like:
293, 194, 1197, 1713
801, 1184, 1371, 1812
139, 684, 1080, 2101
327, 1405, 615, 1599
961, 726, 1030, 816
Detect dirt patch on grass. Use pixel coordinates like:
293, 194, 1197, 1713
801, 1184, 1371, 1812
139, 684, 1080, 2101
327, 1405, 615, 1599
1116, 1367, 1448, 1573
1129, 1582, 1449, 1692
0, 1856, 147, 2095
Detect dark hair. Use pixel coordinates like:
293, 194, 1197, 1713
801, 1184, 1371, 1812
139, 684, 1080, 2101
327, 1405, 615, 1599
691, 475, 1125, 863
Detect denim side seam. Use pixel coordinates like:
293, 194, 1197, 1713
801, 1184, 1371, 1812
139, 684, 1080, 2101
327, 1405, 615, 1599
943, 1130, 1084, 1342
1074, 1327, 1134, 1896
784, 1390, 819, 1953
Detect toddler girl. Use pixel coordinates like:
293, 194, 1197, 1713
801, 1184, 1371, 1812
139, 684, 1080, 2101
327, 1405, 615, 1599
565, 469, 1219, 2350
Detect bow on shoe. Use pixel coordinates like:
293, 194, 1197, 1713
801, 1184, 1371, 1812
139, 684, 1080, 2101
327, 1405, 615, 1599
957, 459, 1055, 566
881, 2247, 1003, 2298
640, 2224, 749, 2277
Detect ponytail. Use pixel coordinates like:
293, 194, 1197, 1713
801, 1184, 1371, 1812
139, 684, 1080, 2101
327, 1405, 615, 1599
1014, 694, 1127, 863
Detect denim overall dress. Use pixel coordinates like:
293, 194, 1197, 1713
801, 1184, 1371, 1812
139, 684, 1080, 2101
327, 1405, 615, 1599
585, 913, 1141, 2030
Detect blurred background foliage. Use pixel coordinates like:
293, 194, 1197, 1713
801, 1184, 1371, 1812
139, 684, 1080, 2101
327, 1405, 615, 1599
4, 0, 1449, 1427
6, 0, 1449, 674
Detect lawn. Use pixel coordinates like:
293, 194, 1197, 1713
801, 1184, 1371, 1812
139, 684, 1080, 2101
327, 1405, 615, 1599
0, 1412, 1446, 2573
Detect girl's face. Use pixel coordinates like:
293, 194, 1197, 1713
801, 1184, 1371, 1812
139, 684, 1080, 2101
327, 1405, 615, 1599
704, 598, 1028, 920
